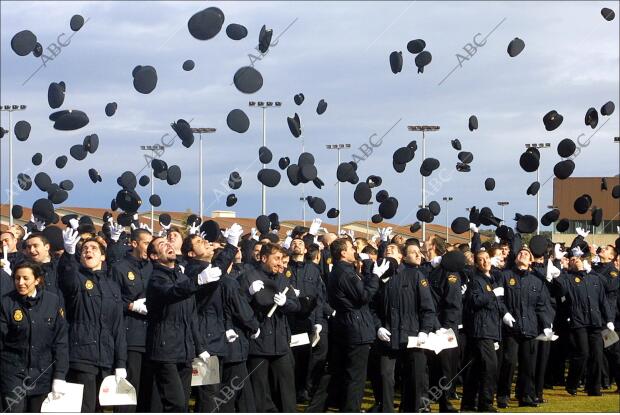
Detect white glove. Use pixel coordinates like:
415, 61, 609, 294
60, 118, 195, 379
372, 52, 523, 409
188, 223, 200, 236
274, 292, 287, 306
251, 328, 260, 339
591, 255, 601, 265
314, 324, 322, 335
115, 368, 127, 383
503, 312, 516, 327
293, 288, 300, 297
140, 223, 153, 234
250, 227, 259, 241
461, 284, 467, 295
490, 256, 501, 268
159, 222, 171, 237
346, 229, 355, 239
554, 244, 566, 260
494, 342, 500, 351
469, 223, 479, 233
543, 328, 553, 338
309, 218, 322, 236
51, 379, 67, 399
22, 226, 32, 240
607, 322, 615, 332
438, 328, 449, 334
377, 327, 391, 342
249, 280, 264, 295
493, 287, 505, 297
226, 329, 239, 343
546, 259, 561, 282
331, 310, 336, 317
494, 236, 500, 244
571, 246, 584, 258
430, 256, 442, 268
109, 223, 124, 242
224, 223, 243, 246
132, 298, 148, 315
31, 214, 46, 231
199, 231, 208, 240
198, 350, 210, 363
69, 218, 79, 230
358, 253, 370, 261
62, 228, 80, 255
583, 260, 591, 273
1, 259, 11, 276
372, 260, 390, 278
282, 230, 293, 249
197, 265, 222, 285
378, 227, 393, 242
576, 227, 590, 239
417, 331, 428, 345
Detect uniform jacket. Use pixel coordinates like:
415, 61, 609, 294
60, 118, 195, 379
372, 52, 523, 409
464, 271, 506, 341
222, 276, 260, 363
427, 266, 463, 331
593, 262, 620, 326
553, 270, 613, 329
286, 260, 326, 334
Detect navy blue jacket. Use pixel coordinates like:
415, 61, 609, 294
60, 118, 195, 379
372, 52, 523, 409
464, 271, 506, 341
328, 259, 379, 345
0, 270, 13, 298
553, 270, 613, 329
286, 260, 326, 334
371, 263, 436, 350
40, 257, 61, 297
57, 253, 126, 370
427, 265, 463, 331
145, 262, 207, 363
222, 276, 260, 363
593, 262, 620, 326
110, 255, 153, 352
0, 289, 68, 396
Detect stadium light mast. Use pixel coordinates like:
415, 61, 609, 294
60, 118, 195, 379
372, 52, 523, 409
525, 143, 550, 235
191, 127, 216, 219
326, 144, 351, 234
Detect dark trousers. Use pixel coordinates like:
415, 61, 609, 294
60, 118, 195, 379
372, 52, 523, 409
535, 339, 551, 399
247, 353, 296, 412
330, 342, 371, 412
1, 394, 46, 413
218, 361, 256, 412
292, 342, 312, 397
195, 358, 225, 412
67, 367, 111, 413
428, 346, 458, 410
114, 350, 151, 412
462, 338, 498, 410
497, 334, 537, 403
604, 330, 620, 388
305, 330, 329, 396
152, 361, 192, 412
567, 326, 604, 394
379, 347, 426, 412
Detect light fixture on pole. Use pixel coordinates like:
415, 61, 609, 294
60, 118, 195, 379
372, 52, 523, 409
326, 143, 351, 234
366, 201, 374, 237
0, 104, 27, 226
525, 143, 550, 235
408, 125, 440, 242
497, 201, 509, 223
442, 196, 453, 242
140, 145, 164, 230
249, 100, 282, 215
191, 127, 216, 219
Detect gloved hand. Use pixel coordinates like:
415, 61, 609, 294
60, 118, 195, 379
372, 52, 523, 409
591, 255, 601, 265
249, 280, 264, 295
378, 227, 393, 242
188, 223, 200, 236
1, 259, 11, 276
282, 230, 293, 249
226, 329, 239, 343
250, 227, 259, 241
51, 379, 67, 399
417, 331, 428, 345
377, 327, 391, 342
372, 260, 391, 278
309, 218, 322, 236
224, 223, 244, 246
62, 228, 80, 255
198, 351, 210, 363
469, 223, 479, 233
115, 368, 127, 383
251, 328, 260, 339
197, 265, 222, 285
22, 226, 32, 240
430, 256, 442, 268
32, 214, 46, 231
576, 227, 590, 239
346, 229, 355, 239
546, 259, 561, 282
490, 256, 502, 268
293, 288, 300, 297
461, 284, 467, 295
159, 222, 171, 237
358, 253, 370, 261
502, 312, 516, 328
494, 236, 501, 244
274, 292, 287, 306
554, 244, 566, 260
571, 246, 584, 258
493, 287, 505, 297
132, 298, 148, 315
140, 223, 153, 234
607, 322, 616, 332
68, 218, 79, 230
314, 324, 322, 335
543, 328, 553, 338
109, 223, 124, 242
583, 260, 592, 273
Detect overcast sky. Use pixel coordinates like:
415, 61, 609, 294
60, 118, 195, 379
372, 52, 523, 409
1, 1, 618, 230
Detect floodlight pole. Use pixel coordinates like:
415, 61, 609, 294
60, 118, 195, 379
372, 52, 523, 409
326, 144, 351, 234
1, 104, 27, 226
191, 127, 216, 219
443, 197, 453, 242
526, 143, 550, 235
366, 201, 374, 237
497, 201, 509, 224
141, 145, 164, 230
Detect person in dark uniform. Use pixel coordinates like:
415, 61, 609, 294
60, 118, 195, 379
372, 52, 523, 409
57, 229, 127, 412
24, 233, 60, 297
495, 247, 554, 408
239, 242, 301, 413
0, 262, 69, 413
461, 250, 506, 412
326, 238, 388, 412
109, 228, 153, 412
371, 243, 436, 412
1, 230, 25, 269
167, 226, 188, 270
549, 252, 614, 396
145, 236, 217, 412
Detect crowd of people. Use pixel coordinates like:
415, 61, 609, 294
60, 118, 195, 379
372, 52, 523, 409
0, 212, 619, 413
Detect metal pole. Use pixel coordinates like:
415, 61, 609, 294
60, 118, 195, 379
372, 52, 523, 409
261, 107, 266, 215
150, 150, 155, 230
8, 110, 13, 226
421, 131, 426, 242
536, 168, 540, 235
337, 148, 341, 235
445, 199, 449, 242
366, 203, 371, 237
199, 133, 203, 219
301, 137, 306, 226
502, 206, 505, 223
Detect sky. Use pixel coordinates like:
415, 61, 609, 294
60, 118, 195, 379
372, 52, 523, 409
1, 1, 619, 230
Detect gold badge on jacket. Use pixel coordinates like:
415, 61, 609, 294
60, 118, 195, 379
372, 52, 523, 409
58, 307, 64, 318
486, 284, 492, 292
447, 275, 458, 284
13, 309, 23, 322
326, 257, 332, 265
509, 278, 516, 286
285, 270, 292, 278
574, 277, 581, 283
421, 279, 429, 287
85, 279, 94, 290
127, 271, 135, 281
611, 271, 618, 278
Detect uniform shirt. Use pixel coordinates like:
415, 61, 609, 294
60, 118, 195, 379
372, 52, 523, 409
0, 289, 68, 396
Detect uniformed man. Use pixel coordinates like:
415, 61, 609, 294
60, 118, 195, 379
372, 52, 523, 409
24, 233, 60, 296
0, 262, 69, 413
166, 226, 187, 270
1, 230, 25, 269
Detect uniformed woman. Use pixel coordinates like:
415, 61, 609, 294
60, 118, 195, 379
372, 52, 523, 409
0, 262, 69, 412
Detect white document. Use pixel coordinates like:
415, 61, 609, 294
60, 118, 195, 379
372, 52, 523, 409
99, 376, 137, 406
535, 332, 559, 342
41, 382, 84, 413
191, 356, 220, 386
290, 332, 310, 347
602, 329, 620, 348
407, 328, 459, 354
